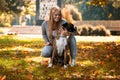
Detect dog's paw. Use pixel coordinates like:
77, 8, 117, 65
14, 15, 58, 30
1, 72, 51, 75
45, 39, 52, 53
64, 65, 68, 69
48, 63, 53, 68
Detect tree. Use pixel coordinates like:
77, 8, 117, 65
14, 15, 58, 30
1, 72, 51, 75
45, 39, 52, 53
86, 0, 120, 20
64, 0, 120, 20
63, 0, 120, 8
0, 0, 35, 27
0, 0, 34, 14
87, 0, 120, 8
112, 0, 120, 8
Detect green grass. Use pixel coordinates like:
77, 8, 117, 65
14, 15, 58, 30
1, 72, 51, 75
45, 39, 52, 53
0, 35, 120, 80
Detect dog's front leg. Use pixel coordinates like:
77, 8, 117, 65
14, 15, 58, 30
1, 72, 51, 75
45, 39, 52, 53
64, 47, 68, 69
48, 40, 56, 68
51, 46, 56, 64
48, 48, 56, 68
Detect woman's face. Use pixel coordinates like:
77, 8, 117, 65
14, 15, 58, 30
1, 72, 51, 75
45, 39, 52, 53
53, 10, 61, 22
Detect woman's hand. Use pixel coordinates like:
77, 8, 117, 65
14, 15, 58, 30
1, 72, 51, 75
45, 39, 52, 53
45, 42, 50, 46
59, 27, 68, 35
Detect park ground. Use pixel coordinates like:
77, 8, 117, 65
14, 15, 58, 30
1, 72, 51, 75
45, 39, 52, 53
0, 35, 120, 80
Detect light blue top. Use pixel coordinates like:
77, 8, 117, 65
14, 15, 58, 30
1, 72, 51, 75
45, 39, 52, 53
41, 19, 77, 59
41, 19, 67, 44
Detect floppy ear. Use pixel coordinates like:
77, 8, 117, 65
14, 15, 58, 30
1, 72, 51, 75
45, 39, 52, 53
68, 23, 77, 32
62, 22, 68, 28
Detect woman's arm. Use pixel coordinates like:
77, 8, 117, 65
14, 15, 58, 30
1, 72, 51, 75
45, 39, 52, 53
41, 21, 50, 45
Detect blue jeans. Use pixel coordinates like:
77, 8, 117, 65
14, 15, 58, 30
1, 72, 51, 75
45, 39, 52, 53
41, 35, 77, 59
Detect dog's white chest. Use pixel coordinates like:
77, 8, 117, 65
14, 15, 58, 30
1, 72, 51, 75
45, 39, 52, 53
56, 37, 67, 56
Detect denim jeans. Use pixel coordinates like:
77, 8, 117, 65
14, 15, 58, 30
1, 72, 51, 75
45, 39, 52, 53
41, 35, 77, 59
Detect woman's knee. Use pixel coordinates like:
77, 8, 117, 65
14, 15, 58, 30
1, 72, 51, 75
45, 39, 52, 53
41, 46, 53, 57
69, 35, 76, 46
68, 35, 77, 58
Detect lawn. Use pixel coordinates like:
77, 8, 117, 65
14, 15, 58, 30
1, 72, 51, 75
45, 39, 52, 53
0, 35, 120, 80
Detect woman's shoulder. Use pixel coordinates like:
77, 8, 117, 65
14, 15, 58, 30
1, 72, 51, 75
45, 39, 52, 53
42, 20, 49, 26
61, 18, 68, 24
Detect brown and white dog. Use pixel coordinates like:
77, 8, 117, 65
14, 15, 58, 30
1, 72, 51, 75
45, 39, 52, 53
48, 22, 76, 68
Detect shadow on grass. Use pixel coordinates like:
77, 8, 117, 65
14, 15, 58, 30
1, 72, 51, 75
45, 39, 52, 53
0, 35, 120, 80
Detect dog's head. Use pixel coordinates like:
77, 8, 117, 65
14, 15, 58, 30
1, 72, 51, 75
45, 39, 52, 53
62, 22, 76, 33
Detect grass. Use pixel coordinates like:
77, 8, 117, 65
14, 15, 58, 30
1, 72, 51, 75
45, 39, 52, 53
0, 35, 120, 80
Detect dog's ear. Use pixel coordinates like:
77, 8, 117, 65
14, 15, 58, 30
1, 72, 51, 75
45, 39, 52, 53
68, 23, 77, 32
62, 22, 68, 28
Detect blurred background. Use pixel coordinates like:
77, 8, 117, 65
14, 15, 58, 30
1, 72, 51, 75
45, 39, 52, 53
0, 0, 120, 35
0, 1, 120, 79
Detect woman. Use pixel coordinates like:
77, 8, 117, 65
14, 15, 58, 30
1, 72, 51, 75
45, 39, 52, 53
41, 6, 77, 67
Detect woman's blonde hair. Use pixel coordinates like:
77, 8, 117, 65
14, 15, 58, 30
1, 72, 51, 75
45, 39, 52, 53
49, 6, 62, 39
62, 4, 82, 24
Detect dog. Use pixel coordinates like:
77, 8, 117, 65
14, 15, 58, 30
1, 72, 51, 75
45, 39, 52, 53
48, 22, 76, 68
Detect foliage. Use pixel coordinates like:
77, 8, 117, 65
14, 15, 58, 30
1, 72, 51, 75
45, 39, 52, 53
64, 0, 120, 8
86, 0, 120, 8
80, 0, 120, 20
0, 12, 13, 27
0, 0, 35, 27
87, 0, 107, 7
77, 24, 111, 36
63, 0, 120, 20
111, 0, 120, 8
0, 0, 34, 14
0, 35, 120, 79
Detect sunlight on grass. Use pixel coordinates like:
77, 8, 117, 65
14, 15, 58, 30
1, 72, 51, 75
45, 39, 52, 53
25, 56, 43, 63
0, 35, 43, 55
0, 29, 3, 33
0, 57, 21, 69
79, 45, 94, 49
0, 35, 120, 79
81, 60, 95, 66
116, 36, 120, 42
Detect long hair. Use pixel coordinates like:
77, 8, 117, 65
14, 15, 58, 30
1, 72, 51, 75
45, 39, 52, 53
49, 7, 62, 39
62, 4, 82, 24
